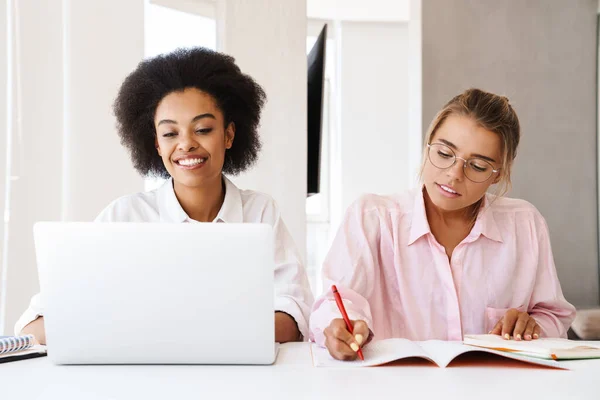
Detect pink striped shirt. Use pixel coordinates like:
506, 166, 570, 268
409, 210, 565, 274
310, 189, 576, 346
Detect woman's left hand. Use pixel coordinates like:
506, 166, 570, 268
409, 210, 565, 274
490, 308, 541, 341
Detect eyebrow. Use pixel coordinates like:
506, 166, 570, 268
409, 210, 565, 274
157, 113, 217, 127
437, 138, 497, 163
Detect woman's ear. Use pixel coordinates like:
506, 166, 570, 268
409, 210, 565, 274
492, 173, 502, 185
225, 122, 236, 149
155, 137, 161, 156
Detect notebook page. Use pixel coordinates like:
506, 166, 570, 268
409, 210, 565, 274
311, 338, 433, 367
573, 340, 600, 348
418, 340, 472, 368
417, 340, 565, 368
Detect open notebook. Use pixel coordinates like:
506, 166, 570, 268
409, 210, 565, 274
311, 337, 568, 369
0, 334, 47, 363
464, 334, 600, 360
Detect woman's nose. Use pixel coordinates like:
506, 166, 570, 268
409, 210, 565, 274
446, 157, 466, 180
178, 132, 199, 152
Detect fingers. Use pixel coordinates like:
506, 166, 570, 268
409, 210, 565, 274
501, 309, 519, 339
325, 336, 360, 361
495, 309, 540, 341
352, 320, 370, 346
324, 319, 359, 361
523, 318, 537, 341
533, 324, 541, 340
489, 319, 503, 335
324, 318, 368, 361
512, 312, 530, 340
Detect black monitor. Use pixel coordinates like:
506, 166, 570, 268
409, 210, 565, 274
307, 24, 327, 197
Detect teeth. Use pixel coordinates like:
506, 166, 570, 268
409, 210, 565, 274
178, 158, 205, 166
441, 185, 457, 194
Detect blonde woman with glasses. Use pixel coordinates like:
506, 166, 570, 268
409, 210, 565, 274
309, 88, 576, 361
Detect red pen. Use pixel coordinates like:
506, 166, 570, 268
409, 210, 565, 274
331, 285, 364, 361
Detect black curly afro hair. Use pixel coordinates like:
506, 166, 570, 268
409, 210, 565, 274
113, 47, 266, 178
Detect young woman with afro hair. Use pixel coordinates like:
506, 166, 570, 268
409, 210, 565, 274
16, 47, 313, 345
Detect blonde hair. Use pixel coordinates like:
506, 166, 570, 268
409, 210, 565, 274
420, 88, 520, 197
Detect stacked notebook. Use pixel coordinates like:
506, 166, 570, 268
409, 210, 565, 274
311, 334, 600, 369
463, 334, 600, 360
0, 334, 47, 363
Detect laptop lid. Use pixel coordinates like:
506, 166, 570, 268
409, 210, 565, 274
34, 222, 275, 365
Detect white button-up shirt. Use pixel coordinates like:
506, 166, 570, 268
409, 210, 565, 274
15, 176, 314, 339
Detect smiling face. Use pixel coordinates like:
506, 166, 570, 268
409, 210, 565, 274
154, 88, 234, 189
422, 114, 502, 213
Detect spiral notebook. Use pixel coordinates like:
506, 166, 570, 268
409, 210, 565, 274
0, 334, 47, 363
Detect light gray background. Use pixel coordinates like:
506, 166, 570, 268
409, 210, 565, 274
422, 0, 599, 307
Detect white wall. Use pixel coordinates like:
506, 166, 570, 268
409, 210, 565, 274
1, 0, 144, 334
151, 0, 216, 18
421, 0, 599, 307
2, 0, 64, 334
337, 21, 410, 221
307, 0, 409, 21
218, 0, 308, 260
407, 0, 423, 187
0, 0, 8, 333
62, 0, 144, 221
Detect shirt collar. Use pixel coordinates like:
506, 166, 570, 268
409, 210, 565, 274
157, 178, 188, 223
407, 188, 432, 246
468, 194, 503, 243
156, 175, 244, 223
407, 188, 503, 245
214, 176, 243, 223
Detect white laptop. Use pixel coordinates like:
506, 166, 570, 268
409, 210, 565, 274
33, 222, 276, 365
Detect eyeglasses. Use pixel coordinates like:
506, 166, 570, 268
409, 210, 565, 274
427, 143, 499, 183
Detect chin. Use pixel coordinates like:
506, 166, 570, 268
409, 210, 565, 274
432, 197, 466, 212
425, 185, 465, 210
170, 173, 204, 187
184, 178, 209, 188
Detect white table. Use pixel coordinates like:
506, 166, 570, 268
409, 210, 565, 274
1, 343, 597, 399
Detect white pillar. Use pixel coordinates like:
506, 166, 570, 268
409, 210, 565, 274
408, 0, 423, 186
338, 21, 410, 212
0, 0, 10, 333
1, 0, 64, 334
62, 0, 144, 221
0, 1, 7, 231
217, 0, 308, 260
1, 0, 145, 334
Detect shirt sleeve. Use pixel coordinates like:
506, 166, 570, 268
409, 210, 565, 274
529, 214, 577, 338
94, 198, 124, 222
13, 293, 44, 336
266, 200, 314, 341
309, 196, 379, 347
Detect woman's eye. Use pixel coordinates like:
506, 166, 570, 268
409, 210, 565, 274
162, 132, 176, 138
196, 128, 213, 135
438, 151, 453, 158
470, 162, 488, 172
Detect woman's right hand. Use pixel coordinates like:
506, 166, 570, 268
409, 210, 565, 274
323, 318, 370, 361
21, 316, 46, 345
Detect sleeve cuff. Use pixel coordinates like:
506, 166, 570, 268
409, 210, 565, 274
531, 312, 567, 339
